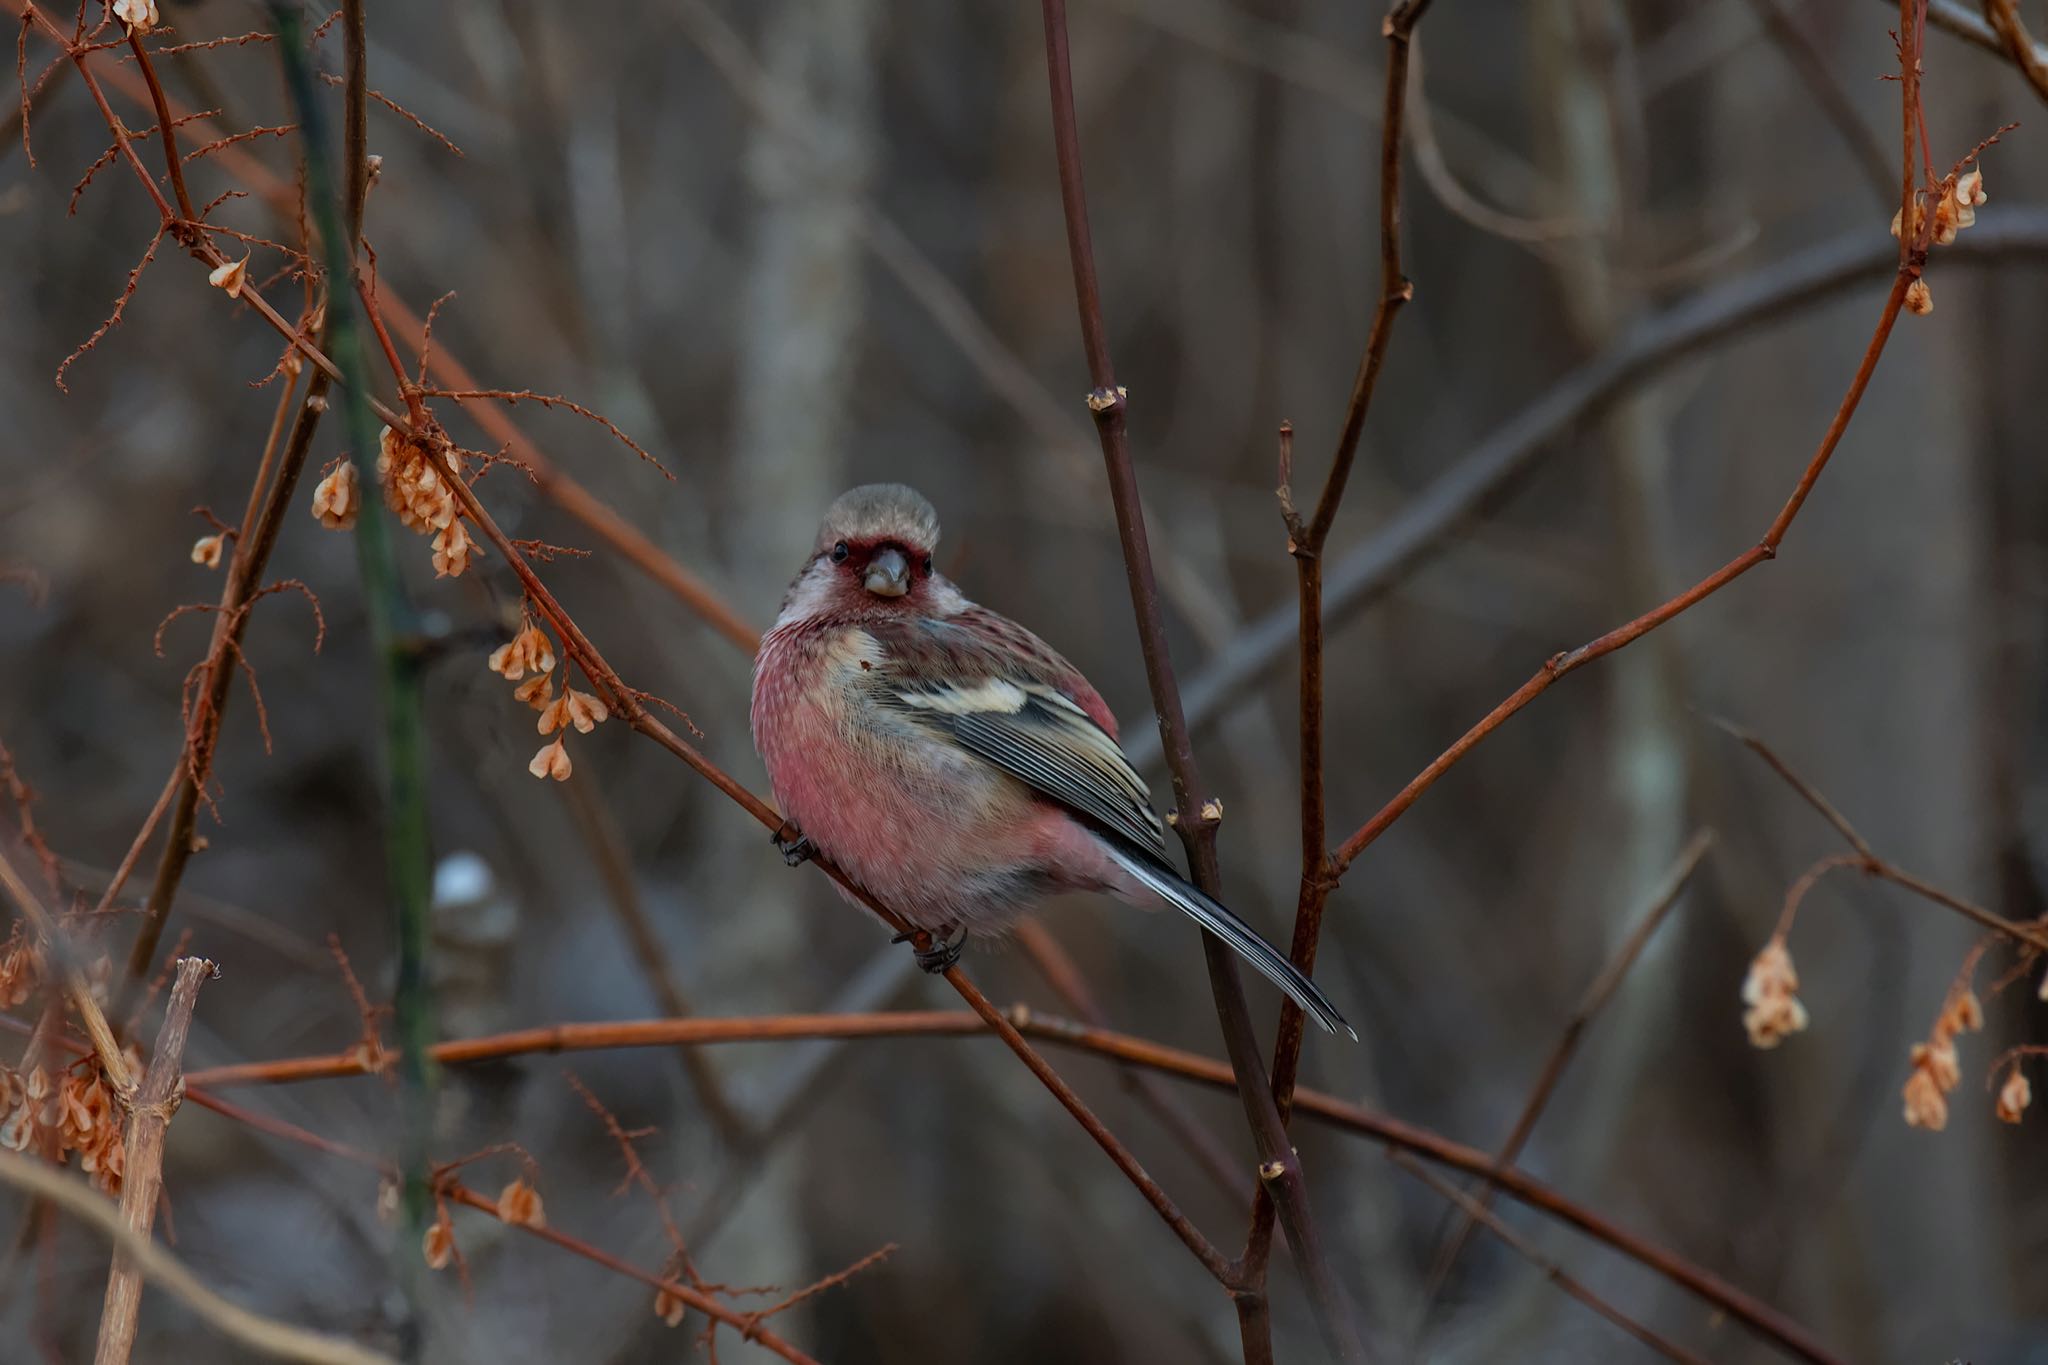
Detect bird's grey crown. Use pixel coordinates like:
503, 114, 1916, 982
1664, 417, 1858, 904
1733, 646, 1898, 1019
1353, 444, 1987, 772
815, 484, 941, 555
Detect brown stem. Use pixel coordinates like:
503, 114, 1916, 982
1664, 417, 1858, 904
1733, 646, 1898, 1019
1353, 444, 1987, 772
1033, 1, 1364, 1356
124, 372, 333, 992
93, 956, 215, 1365
123, 36, 196, 227
1246, 0, 1431, 1312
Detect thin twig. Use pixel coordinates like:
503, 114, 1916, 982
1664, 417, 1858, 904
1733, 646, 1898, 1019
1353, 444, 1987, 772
555, 765, 751, 1147
1714, 719, 2048, 951
1390, 1152, 1714, 1365
1742, 0, 1897, 208
94, 956, 216, 1365
1418, 831, 1715, 1311
1013, 921, 1244, 1201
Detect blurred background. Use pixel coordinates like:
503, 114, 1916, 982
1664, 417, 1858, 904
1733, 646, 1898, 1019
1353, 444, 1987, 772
2, 0, 2046, 1361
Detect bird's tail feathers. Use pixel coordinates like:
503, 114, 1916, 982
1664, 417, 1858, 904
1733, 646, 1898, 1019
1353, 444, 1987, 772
1101, 840, 1356, 1040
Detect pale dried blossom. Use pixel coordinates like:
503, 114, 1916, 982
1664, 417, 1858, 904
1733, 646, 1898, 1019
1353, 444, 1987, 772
538, 687, 607, 736
110, 0, 158, 32
0, 925, 35, 1008
376, 1176, 400, 1224
0, 1068, 33, 1152
422, 1211, 457, 1271
1942, 989, 1984, 1036
190, 534, 224, 569
1996, 1068, 2032, 1125
431, 521, 480, 578
206, 254, 249, 299
489, 621, 556, 682
1914, 1037, 1961, 1093
512, 674, 552, 710
1905, 279, 1933, 316
654, 1286, 687, 1328
528, 736, 572, 782
1932, 168, 1987, 245
495, 1178, 545, 1228
311, 462, 360, 531
1903, 1064, 1949, 1130
1741, 938, 1809, 1049
1901, 985, 1984, 1131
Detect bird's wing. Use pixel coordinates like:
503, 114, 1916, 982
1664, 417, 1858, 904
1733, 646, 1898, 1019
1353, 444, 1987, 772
868, 611, 1170, 860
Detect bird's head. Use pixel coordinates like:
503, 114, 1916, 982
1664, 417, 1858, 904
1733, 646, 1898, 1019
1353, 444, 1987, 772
780, 483, 946, 620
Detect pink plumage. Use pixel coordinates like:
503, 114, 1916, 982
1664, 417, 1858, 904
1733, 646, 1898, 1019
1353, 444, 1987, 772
751, 484, 1352, 1037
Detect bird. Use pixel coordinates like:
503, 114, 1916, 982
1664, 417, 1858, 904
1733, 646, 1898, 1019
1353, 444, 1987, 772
751, 483, 1354, 1038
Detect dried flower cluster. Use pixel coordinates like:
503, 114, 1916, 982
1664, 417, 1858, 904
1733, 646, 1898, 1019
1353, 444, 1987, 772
314, 426, 483, 578
0, 1061, 133, 1194
1741, 937, 1809, 1049
489, 615, 607, 782
1892, 166, 1989, 318
1902, 989, 1983, 1131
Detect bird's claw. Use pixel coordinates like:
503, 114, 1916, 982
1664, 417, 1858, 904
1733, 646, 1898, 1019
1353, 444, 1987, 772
900, 924, 966, 974
771, 827, 815, 868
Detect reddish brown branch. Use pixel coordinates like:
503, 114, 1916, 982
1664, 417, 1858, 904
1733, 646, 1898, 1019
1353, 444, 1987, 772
1331, 269, 1912, 876
168, 1007, 1840, 1365
1246, 2, 1431, 1330
93, 956, 215, 1365
1034, 1, 1362, 1357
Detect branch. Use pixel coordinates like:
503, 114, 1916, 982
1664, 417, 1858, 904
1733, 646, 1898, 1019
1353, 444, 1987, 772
1246, 0, 1430, 1334
1712, 718, 2048, 951
1329, 264, 1912, 875
166, 1007, 1841, 1365
94, 956, 216, 1365
1140, 215, 2048, 773
1033, 2, 1364, 1358
0, 1151, 394, 1365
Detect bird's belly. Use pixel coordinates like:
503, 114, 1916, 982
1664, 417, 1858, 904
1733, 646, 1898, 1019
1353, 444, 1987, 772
757, 690, 1068, 932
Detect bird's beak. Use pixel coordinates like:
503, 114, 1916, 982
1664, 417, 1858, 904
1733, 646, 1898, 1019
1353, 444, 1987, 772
863, 546, 911, 597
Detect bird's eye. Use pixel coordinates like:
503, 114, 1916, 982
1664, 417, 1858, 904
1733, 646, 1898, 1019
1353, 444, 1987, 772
922, 556, 933, 575
830, 541, 849, 564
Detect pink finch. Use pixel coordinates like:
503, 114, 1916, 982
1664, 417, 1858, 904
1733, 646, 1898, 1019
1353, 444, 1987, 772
752, 484, 1353, 1038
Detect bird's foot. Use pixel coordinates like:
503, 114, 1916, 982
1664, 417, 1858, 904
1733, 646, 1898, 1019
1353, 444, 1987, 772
770, 825, 815, 868
895, 924, 967, 974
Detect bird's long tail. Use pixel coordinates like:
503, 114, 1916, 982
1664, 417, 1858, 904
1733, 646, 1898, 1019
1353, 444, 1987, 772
1100, 839, 1356, 1040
